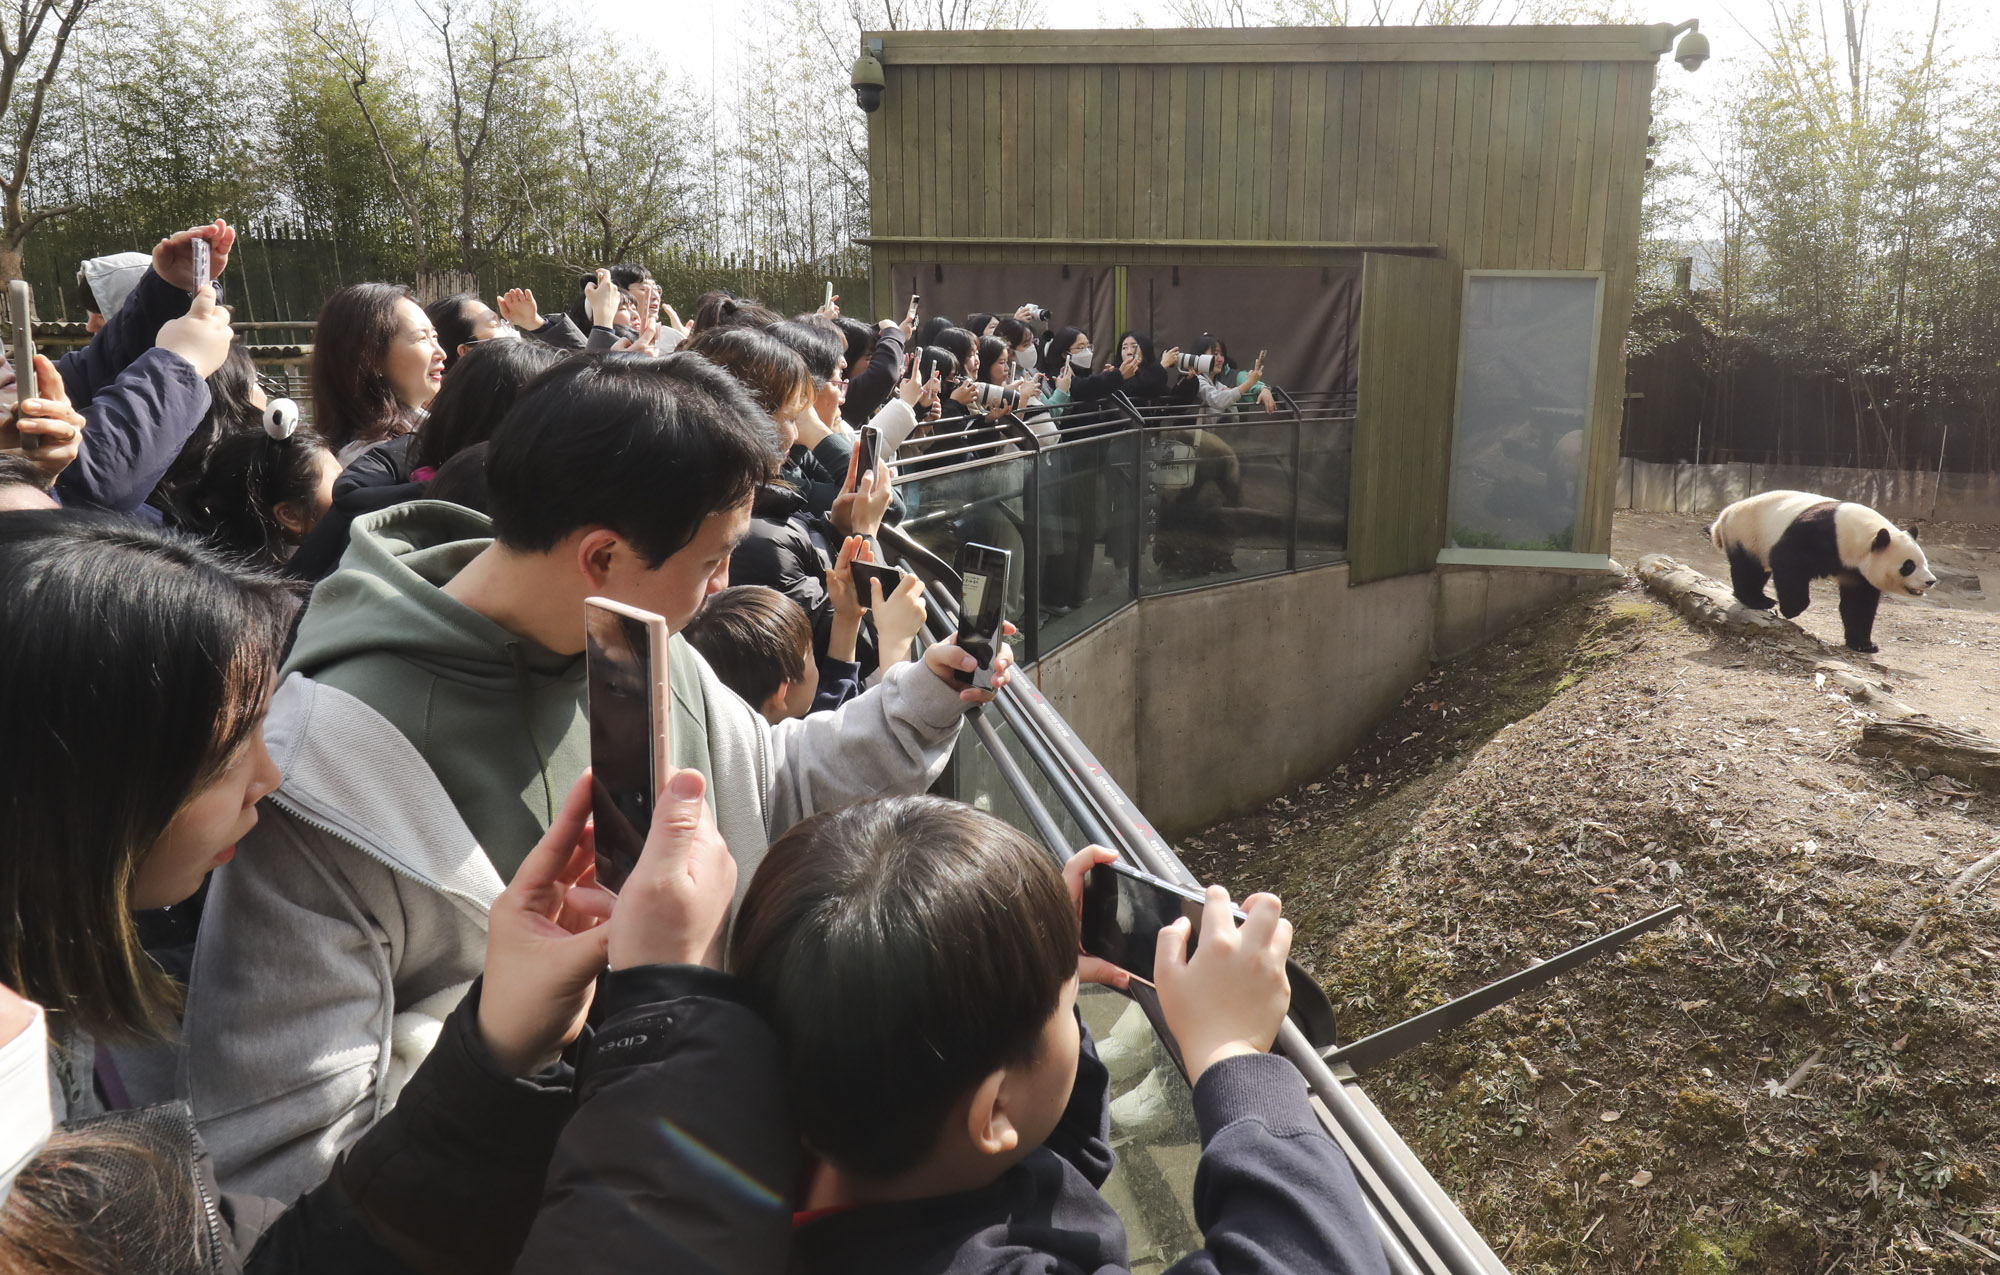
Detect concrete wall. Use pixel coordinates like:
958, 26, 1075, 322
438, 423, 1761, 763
1620, 458, 2000, 523
1032, 559, 1615, 836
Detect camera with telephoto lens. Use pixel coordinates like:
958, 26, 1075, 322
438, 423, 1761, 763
1174, 351, 1219, 376
1022, 303, 1049, 323
968, 381, 1020, 412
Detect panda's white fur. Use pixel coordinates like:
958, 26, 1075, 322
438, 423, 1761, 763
1709, 490, 1936, 652
1711, 491, 1933, 599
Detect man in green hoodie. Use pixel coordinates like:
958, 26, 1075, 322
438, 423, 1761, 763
184, 354, 1007, 1201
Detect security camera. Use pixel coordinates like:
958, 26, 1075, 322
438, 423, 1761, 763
851, 46, 885, 114
1675, 29, 1710, 71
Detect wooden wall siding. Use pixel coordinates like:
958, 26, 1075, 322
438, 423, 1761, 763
1349, 252, 1462, 584
868, 58, 1652, 276
865, 30, 1660, 556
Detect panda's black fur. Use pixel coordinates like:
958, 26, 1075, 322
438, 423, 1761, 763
1710, 491, 1936, 654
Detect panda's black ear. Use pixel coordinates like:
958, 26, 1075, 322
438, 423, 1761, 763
1903, 523, 1921, 540
1872, 527, 1891, 552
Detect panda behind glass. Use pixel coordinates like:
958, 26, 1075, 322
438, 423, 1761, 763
1709, 491, 1937, 653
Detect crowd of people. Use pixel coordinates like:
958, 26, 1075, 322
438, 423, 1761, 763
0, 218, 1386, 1275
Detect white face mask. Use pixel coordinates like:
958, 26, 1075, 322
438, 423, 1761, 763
1070, 347, 1094, 371
1014, 342, 1038, 372
0, 1003, 50, 1206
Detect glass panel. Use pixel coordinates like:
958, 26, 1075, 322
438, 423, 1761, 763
1037, 431, 1139, 648
1140, 416, 1296, 595
948, 712, 1088, 849
1447, 274, 1600, 552
1295, 415, 1353, 568
895, 454, 1033, 652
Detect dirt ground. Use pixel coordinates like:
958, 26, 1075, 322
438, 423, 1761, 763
1181, 511, 2000, 1273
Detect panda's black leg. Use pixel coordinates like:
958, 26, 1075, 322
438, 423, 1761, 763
1839, 576, 1881, 653
1769, 547, 1813, 619
1726, 547, 1776, 609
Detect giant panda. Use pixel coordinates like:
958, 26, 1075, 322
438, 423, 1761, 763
1709, 490, 1937, 653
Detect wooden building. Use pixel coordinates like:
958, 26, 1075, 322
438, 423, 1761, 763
860, 24, 1685, 580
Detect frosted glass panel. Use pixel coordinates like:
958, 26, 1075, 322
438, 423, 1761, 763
1447, 275, 1600, 552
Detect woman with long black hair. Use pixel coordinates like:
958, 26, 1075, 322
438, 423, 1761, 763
309, 284, 445, 466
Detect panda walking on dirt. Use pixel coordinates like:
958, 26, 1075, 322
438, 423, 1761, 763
1710, 490, 1939, 654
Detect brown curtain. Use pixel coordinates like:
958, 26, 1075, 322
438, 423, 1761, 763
886, 262, 1116, 350
1124, 265, 1360, 398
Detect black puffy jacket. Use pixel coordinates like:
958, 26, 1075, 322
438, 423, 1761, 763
731, 477, 881, 675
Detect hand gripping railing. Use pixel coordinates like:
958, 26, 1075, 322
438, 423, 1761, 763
877, 522, 1683, 1275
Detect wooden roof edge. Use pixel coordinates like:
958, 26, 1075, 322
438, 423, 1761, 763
864, 23, 1676, 64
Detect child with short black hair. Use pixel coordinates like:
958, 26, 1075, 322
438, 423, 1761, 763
729, 796, 1391, 1275
685, 537, 928, 724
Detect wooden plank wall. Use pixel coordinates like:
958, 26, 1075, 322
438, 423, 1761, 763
868, 39, 1659, 556
1348, 252, 1463, 584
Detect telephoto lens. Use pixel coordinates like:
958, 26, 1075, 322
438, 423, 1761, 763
1175, 352, 1216, 376
1023, 303, 1050, 322
972, 382, 1021, 412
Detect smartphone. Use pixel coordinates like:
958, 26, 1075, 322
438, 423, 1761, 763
850, 559, 905, 608
954, 542, 1010, 688
823, 281, 835, 310
8, 280, 34, 437
1080, 859, 1246, 984
190, 237, 211, 295
855, 423, 882, 480
584, 597, 672, 894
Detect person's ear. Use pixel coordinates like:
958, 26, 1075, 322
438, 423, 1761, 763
964, 1068, 1018, 1157
758, 681, 792, 723
576, 528, 624, 589
271, 499, 312, 540
458, 341, 474, 358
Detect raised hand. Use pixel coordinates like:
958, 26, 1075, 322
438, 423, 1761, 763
1, 356, 84, 484
152, 220, 236, 292
498, 287, 541, 329
607, 768, 738, 971
154, 286, 235, 378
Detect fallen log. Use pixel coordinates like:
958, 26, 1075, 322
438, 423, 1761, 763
1634, 554, 1887, 671
1856, 718, 2000, 792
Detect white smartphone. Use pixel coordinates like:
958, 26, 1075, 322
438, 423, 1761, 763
584, 597, 672, 893
191, 238, 211, 294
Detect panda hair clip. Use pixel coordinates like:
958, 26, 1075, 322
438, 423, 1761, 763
263, 398, 300, 440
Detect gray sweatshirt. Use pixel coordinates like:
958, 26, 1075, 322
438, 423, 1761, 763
181, 501, 968, 1200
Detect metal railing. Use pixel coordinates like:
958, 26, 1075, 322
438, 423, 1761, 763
875, 523, 1682, 1275
889, 386, 1357, 664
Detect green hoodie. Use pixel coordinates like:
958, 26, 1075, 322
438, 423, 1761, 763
286, 501, 718, 878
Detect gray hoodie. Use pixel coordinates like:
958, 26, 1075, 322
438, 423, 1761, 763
182, 502, 968, 1201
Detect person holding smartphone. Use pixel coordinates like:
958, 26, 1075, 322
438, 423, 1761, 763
182, 352, 1015, 1202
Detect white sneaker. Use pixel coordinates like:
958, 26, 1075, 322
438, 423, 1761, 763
1109, 1065, 1178, 1141
1095, 1000, 1155, 1087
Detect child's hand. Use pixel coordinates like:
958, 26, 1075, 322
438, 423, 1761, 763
1155, 887, 1292, 1084
829, 536, 866, 624
872, 568, 928, 666
923, 621, 1017, 703
1061, 845, 1130, 990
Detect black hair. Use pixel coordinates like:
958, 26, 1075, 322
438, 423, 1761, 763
916, 345, 961, 385
685, 325, 813, 421
690, 291, 782, 338
964, 312, 997, 338
768, 319, 844, 387
994, 316, 1033, 349
412, 338, 564, 473
730, 796, 1078, 1178
426, 441, 491, 513
1115, 329, 1158, 365
182, 426, 335, 567
1045, 325, 1090, 369
75, 275, 99, 314
312, 282, 425, 452
976, 336, 1010, 386
485, 353, 778, 566
832, 315, 875, 371
932, 326, 979, 378
0, 451, 51, 494
0, 512, 295, 1039
913, 315, 952, 350
150, 344, 263, 525
569, 276, 637, 334
682, 585, 812, 709
426, 293, 484, 371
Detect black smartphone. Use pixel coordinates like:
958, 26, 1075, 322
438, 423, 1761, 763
954, 542, 1010, 688
584, 597, 671, 894
855, 423, 882, 480
850, 559, 904, 608
1080, 859, 1246, 984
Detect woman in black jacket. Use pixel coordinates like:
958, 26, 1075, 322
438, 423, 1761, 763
1071, 329, 1169, 404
